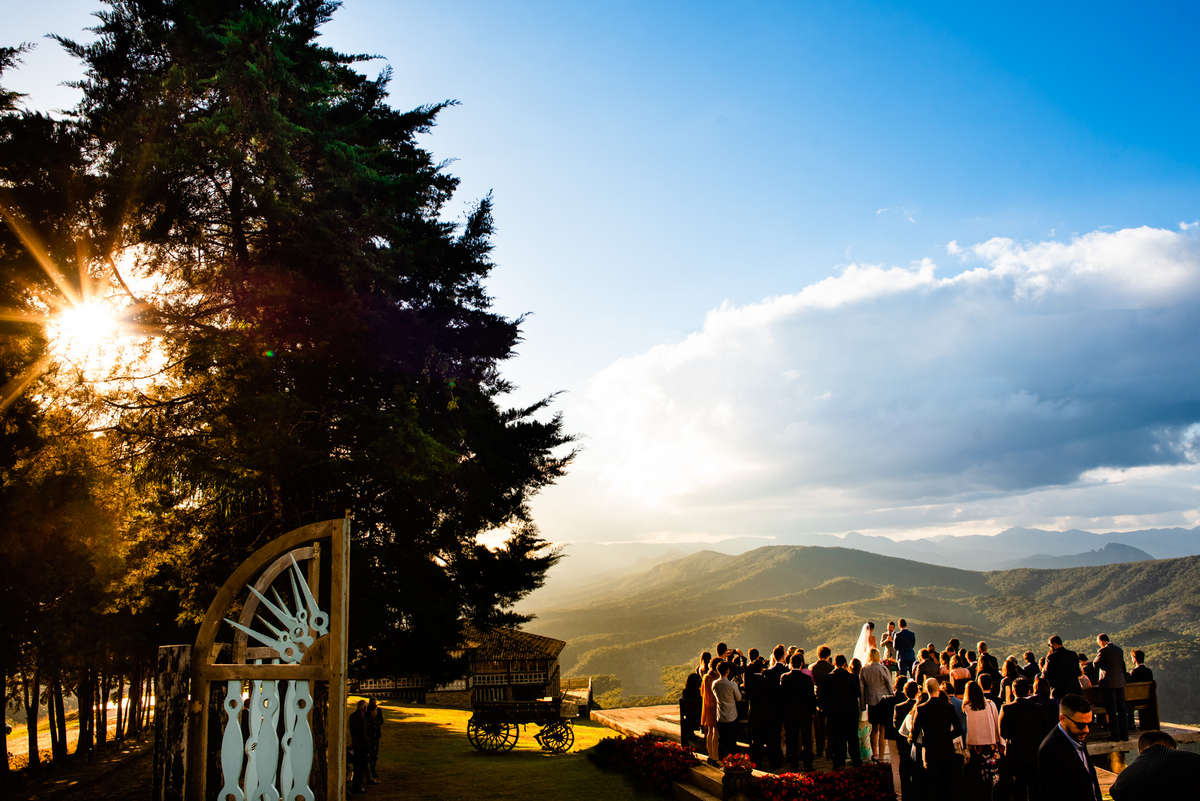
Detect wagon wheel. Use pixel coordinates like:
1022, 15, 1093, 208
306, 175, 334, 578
467, 717, 518, 752
536, 720, 575, 753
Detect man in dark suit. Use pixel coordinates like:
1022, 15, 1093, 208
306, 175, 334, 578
810, 645, 834, 758
911, 677, 964, 797
744, 658, 768, 766
1044, 635, 1082, 700
977, 641, 1001, 692
1093, 633, 1128, 742
1000, 678, 1057, 801
894, 618, 917, 675
916, 648, 940, 683
819, 654, 862, 768
759, 644, 789, 769
1110, 730, 1200, 800
1036, 694, 1101, 801
779, 653, 816, 771
893, 681, 920, 801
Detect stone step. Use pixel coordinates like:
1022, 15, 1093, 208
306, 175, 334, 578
671, 780, 721, 801
686, 762, 724, 797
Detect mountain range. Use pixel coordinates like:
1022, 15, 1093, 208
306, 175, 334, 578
529, 543, 1200, 723
523, 525, 1200, 610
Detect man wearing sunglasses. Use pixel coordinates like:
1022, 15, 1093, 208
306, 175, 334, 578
1036, 694, 1102, 801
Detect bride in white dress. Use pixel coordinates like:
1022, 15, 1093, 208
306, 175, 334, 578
852, 621, 876, 667
852, 621, 878, 760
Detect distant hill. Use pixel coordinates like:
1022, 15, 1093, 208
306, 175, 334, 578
531, 545, 1200, 723
996, 542, 1156, 570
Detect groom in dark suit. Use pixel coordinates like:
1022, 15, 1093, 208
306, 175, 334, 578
1093, 633, 1128, 742
894, 618, 917, 675
1036, 694, 1101, 801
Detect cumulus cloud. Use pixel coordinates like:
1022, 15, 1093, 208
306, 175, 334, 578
537, 225, 1200, 543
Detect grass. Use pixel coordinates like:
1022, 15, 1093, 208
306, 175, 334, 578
361, 698, 660, 801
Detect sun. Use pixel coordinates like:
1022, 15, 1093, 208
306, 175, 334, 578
45, 298, 126, 377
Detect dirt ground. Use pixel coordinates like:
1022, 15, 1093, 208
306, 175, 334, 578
8, 736, 152, 801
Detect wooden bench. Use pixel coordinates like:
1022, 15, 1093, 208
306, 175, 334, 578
1083, 681, 1158, 732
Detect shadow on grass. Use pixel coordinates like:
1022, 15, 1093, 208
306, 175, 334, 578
368, 702, 658, 801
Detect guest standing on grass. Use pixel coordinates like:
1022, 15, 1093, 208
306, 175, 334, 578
1035, 694, 1101, 801
366, 697, 383, 783
349, 699, 370, 795
712, 661, 743, 760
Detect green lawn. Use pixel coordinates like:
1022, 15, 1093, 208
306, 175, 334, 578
364, 699, 659, 801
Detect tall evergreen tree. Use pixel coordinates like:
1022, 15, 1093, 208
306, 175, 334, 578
17, 0, 574, 678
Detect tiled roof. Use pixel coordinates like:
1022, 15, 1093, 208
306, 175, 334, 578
462, 627, 565, 659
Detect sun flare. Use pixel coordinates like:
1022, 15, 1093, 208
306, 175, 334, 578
46, 299, 124, 376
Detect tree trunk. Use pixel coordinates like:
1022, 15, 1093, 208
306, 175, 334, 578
74, 666, 93, 760
126, 666, 141, 738
46, 679, 59, 761
52, 679, 67, 761
1, 669, 10, 780
153, 645, 191, 801
114, 673, 125, 744
21, 667, 41, 770
97, 668, 109, 749
139, 661, 152, 733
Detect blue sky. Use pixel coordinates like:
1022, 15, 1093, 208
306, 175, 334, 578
6, 1, 1200, 545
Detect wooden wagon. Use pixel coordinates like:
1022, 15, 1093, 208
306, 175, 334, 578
459, 627, 575, 753
466, 697, 575, 753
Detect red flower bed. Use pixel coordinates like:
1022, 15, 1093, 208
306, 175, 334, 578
755, 762, 893, 801
588, 733, 699, 794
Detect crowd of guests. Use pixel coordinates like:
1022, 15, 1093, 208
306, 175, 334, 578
678, 621, 1193, 801
348, 698, 384, 794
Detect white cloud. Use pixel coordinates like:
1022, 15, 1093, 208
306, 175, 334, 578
533, 224, 1200, 544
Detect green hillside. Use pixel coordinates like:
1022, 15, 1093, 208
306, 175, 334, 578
532, 546, 1200, 721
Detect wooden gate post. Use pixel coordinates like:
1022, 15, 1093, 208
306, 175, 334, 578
153, 645, 192, 801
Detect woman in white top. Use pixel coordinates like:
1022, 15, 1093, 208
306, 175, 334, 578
963, 679, 1003, 787
963, 681, 1001, 748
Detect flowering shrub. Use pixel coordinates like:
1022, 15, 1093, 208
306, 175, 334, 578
754, 762, 893, 801
722, 752, 755, 772
587, 733, 699, 794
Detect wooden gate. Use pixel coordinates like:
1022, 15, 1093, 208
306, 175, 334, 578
181, 515, 350, 801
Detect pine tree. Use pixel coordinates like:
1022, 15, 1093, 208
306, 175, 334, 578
10, 0, 572, 679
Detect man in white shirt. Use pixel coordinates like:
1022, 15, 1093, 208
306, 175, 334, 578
713, 661, 744, 759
